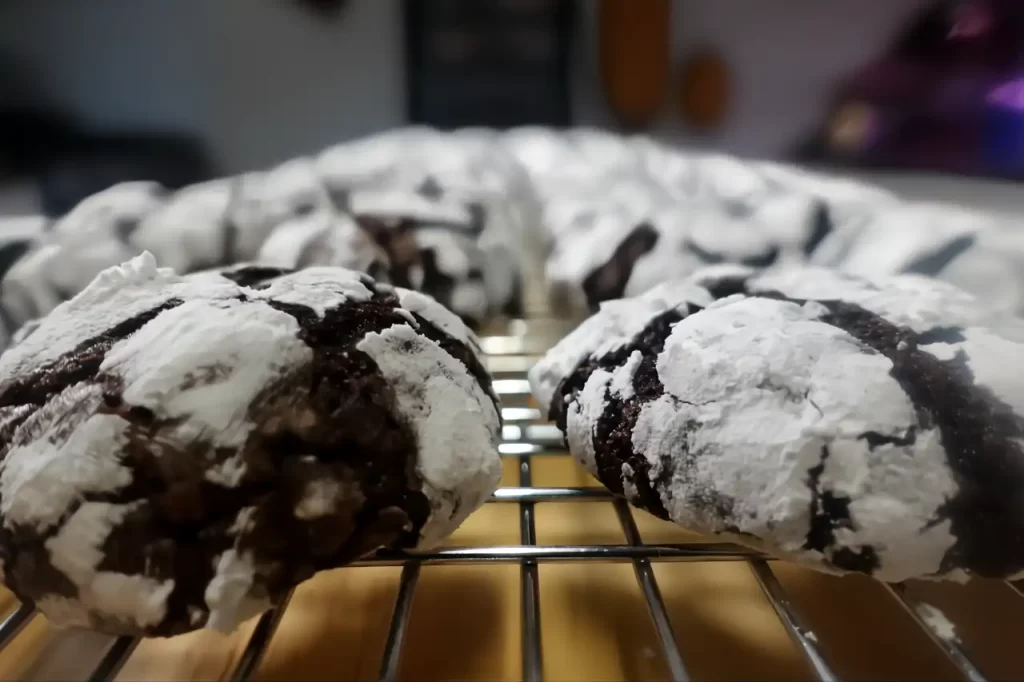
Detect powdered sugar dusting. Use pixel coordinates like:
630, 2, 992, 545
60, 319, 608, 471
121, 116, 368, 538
566, 368, 613, 474
103, 298, 312, 448
46, 501, 175, 631
397, 287, 479, 350
2, 409, 134, 530
537, 264, 1024, 581
252, 266, 373, 314
528, 278, 712, 413
608, 350, 642, 400
647, 297, 958, 580
204, 550, 269, 633
356, 323, 501, 547
0, 255, 501, 636
132, 179, 233, 274
918, 603, 958, 641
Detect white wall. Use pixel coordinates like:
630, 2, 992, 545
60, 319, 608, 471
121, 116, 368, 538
0, 0, 928, 174
0, 1, 219, 134
202, 0, 406, 172
0, 0, 406, 173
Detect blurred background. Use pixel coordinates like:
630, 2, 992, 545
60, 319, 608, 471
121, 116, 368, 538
0, 0, 1021, 216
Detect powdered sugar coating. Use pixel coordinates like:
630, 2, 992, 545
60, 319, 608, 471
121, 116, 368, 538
528, 278, 713, 412
8, 127, 1024, 345
0, 218, 53, 343
347, 184, 520, 326
510, 128, 1024, 318
131, 179, 235, 274
48, 181, 167, 296
256, 211, 389, 279
533, 265, 1024, 582
0, 253, 501, 636
357, 324, 500, 546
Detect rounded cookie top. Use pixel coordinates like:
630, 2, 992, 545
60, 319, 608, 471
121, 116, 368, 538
256, 211, 391, 282
349, 189, 510, 328
532, 265, 1024, 582
48, 181, 168, 296
0, 253, 501, 636
544, 198, 783, 316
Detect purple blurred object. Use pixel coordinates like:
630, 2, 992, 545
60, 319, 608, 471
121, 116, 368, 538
988, 76, 1024, 110
984, 75, 1024, 174
843, 58, 938, 106
933, 70, 1001, 118
814, 0, 1024, 176
949, 0, 993, 42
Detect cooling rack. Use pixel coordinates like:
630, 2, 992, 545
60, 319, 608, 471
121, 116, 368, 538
0, 321, 1021, 682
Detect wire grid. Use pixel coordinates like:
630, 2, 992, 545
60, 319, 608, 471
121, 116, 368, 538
0, 328, 1019, 682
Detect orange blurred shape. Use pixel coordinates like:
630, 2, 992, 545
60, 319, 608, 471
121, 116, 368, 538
598, 0, 672, 129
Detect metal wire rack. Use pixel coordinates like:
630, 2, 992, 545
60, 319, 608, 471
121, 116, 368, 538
0, 324, 1020, 682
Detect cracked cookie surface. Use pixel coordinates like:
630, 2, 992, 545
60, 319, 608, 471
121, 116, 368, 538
0, 253, 502, 636
530, 265, 1024, 583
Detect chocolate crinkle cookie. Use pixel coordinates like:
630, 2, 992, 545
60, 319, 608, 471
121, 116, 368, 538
530, 264, 1024, 584
0, 253, 502, 636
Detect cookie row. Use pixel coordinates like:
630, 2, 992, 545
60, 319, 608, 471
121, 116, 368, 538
2, 126, 1021, 344
0, 134, 532, 345
503, 128, 1024, 317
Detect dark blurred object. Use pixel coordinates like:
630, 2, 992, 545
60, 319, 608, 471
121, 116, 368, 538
404, 0, 575, 128
292, 0, 351, 20
0, 45, 216, 216
0, 108, 81, 178
797, 0, 1024, 178
38, 132, 216, 217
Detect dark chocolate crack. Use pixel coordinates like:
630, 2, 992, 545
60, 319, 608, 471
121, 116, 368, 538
802, 201, 833, 257
741, 246, 780, 269
327, 185, 351, 212
353, 216, 489, 327
0, 236, 34, 351
901, 234, 976, 277
417, 176, 444, 201
697, 272, 754, 300
555, 304, 739, 523
87, 344, 428, 635
268, 288, 495, 404
356, 212, 481, 243
581, 223, 659, 310
218, 265, 296, 290
757, 290, 1024, 578
0, 240, 35, 283
0, 300, 186, 625
357, 217, 419, 291
552, 309, 693, 520
293, 198, 319, 218
220, 177, 246, 267
466, 203, 487, 239
114, 217, 142, 244
0, 299, 184, 412
802, 445, 881, 574
419, 249, 458, 323
502, 274, 525, 319
684, 238, 780, 269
